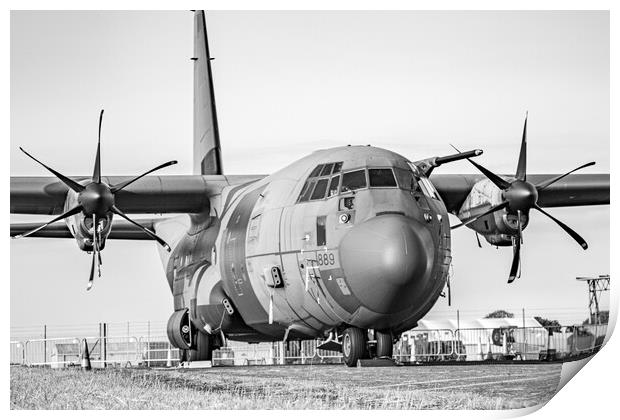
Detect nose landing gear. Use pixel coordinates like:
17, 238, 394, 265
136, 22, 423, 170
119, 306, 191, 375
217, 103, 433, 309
375, 330, 393, 358
342, 327, 368, 367
341, 327, 395, 367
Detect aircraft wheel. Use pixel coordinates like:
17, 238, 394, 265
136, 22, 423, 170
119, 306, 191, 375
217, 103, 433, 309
342, 327, 366, 367
166, 309, 192, 350
376, 331, 393, 358
188, 331, 212, 361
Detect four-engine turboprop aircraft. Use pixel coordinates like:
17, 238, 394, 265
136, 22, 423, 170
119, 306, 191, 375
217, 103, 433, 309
11, 11, 610, 366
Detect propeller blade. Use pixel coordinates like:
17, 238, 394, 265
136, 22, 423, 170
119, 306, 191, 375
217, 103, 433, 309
450, 144, 511, 190
87, 234, 96, 291
110, 160, 178, 193
517, 210, 523, 244
12, 205, 83, 239
536, 162, 596, 191
93, 216, 101, 277
19, 148, 85, 193
451, 201, 509, 229
87, 253, 96, 291
111, 205, 171, 251
508, 234, 521, 283
475, 232, 482, 248
97, 223, 103, 267
92, 110, 104, 183
515, 112, 528, 181
533, 204, 588, 250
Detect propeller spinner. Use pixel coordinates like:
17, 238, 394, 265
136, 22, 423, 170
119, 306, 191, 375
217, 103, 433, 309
451, 113, 594, 283
13, 109, 177, 290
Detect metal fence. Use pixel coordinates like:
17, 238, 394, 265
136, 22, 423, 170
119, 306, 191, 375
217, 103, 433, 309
10, 323, 608, 368
212, 340, 343, 366
400, 324, 608, 362
10, 341, 25, 365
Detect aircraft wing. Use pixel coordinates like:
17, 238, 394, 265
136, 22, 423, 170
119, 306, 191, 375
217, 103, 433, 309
10, 219, 157, 240
10, 174, 265, 215
430, 173, 610, 213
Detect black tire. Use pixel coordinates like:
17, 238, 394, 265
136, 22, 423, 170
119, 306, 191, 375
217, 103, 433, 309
342, 327, 366, 367
166, 309, 192, 350
376, 331, 393, 358
188, 331, 212, 362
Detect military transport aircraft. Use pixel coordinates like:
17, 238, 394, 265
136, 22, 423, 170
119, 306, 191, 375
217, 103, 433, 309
11, 11, 609, 366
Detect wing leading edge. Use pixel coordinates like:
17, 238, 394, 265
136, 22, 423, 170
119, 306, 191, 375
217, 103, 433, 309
10, 174, 265, 215
11, 219, 157, 240
430, 173, 609, 214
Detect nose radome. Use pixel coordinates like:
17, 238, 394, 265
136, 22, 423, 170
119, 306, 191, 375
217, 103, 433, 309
338, 214, 435, 314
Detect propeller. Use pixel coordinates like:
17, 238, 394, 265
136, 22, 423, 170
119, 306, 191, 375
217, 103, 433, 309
451, 112, 594, 283
13, 109, 177, 289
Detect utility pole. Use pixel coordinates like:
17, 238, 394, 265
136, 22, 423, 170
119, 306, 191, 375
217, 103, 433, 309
577, 275, 610, 324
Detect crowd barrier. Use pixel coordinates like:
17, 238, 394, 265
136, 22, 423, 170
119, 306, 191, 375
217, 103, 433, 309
10, 324, 607, 367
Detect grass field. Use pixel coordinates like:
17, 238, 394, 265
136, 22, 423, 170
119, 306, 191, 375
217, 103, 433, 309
10, 364, 561, 409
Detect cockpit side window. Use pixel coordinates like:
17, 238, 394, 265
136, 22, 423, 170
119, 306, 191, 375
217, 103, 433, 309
319, 163, 334, 177
418, 176, 441, 200
298, 162, 344, 202
328, 174, 340, 197
369, 168, 397, 187
309, 165, 323, 178
310, 178, 329, 200
394, 167, 418, 191
341, 169, 367, 193
299, 179, 316, 202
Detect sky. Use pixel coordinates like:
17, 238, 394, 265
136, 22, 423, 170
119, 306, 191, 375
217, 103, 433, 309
10, 11, 609, 330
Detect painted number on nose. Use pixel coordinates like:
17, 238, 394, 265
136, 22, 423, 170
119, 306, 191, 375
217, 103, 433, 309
316, 253, 335, 266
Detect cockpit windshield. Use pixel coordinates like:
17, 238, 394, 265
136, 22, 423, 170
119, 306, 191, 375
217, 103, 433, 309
340, 169, 367, 193
297, 162, 440, 202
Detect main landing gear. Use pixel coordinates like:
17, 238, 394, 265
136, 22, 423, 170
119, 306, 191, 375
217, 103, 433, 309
167, 309, 221, 363
341, 327, 394, 367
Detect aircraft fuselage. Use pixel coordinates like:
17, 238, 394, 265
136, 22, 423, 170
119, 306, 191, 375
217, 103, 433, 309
163, 146, 451, 342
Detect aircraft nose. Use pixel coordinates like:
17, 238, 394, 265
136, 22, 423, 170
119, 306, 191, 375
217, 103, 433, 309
338, 214, 435, 314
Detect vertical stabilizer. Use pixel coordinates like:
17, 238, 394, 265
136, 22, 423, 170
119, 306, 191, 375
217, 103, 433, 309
193, 11, 223, 175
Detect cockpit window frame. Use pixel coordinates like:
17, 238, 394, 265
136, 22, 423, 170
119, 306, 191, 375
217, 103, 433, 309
310, 177, 329, 200
394, 167, 419, 192
299, 163, 421, 203
298, 161, 344, 203
340, 169, 368, 193
368, 167, 398, 188
417, 175, 442, 201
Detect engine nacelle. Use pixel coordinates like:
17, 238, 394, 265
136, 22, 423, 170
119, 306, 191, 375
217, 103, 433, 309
457, 179, 529, 246
63, 189, 113, 251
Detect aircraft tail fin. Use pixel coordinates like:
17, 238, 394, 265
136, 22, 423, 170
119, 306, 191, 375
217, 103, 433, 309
193, 11, 223, 175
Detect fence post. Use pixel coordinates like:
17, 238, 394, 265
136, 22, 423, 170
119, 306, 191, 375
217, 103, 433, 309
147, 321, 151, 368
278, 341, 285, 365
43, 325, 47, 365
102, 323, 107, 368
522, 308, 527, 357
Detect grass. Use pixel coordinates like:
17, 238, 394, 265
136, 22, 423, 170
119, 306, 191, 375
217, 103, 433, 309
10, 364, 561, 409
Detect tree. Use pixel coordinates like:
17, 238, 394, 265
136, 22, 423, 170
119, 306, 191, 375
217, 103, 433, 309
583, 310, 609, 325
485, 310, 514, 319
534, 316, 562, 333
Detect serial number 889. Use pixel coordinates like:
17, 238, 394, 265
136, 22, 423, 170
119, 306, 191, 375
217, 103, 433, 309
316, 253, 335, 266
